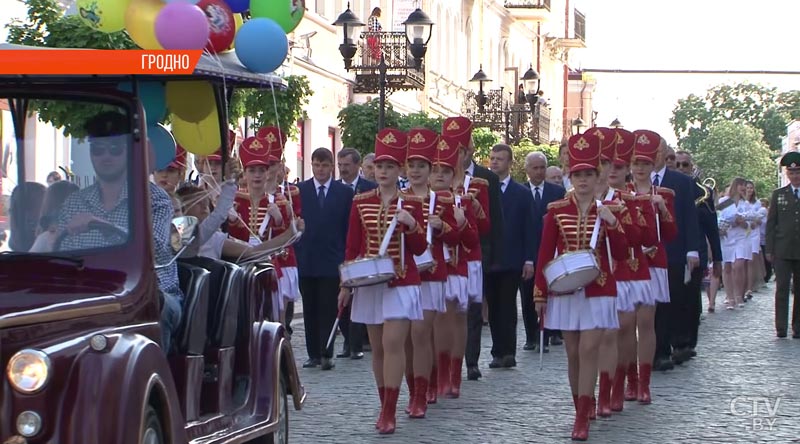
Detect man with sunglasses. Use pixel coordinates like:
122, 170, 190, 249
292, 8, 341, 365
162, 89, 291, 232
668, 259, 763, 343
58, 111, 183, 354
675, 150, 722, 357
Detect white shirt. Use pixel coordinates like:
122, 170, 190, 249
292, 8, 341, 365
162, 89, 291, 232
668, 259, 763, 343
650, 166, 667, 186
341, 176, 360, 192
499, 175, 511, 193
466, 161, 475, 177
313, 176, 333, 197
529, 180, 544, 200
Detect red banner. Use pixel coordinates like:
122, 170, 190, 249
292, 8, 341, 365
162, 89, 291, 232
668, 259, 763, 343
0, 50, 203, 75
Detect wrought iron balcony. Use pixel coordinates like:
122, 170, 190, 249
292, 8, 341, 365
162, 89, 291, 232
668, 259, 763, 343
504, 0, 551, 21
461, 89, 550, 145
351, 31, 425, 94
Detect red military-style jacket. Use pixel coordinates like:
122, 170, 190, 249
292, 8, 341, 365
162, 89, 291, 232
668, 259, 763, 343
272, 184, 301, 269
602, 189, 654, 282
628, 186, 678, 269
227, 191, 284, 284
456, 176, 490, 262
401, 189, 462, 282
446, 193, 480, 277
345, 189, 428, 287
533, 194, 630, 303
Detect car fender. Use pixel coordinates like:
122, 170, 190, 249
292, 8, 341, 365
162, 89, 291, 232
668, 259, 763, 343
254, 322, 306, 420
57, 332, 187, 444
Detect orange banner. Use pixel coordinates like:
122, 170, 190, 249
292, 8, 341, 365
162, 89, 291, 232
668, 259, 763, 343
0, 50, 203, 75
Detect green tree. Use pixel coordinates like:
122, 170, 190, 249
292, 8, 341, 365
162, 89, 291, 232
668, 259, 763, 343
693, 121, 777, 196
471, 127, 501, 164
671, 82, 799, 153
397, 111, 443, 132
508, 138, 560, 183
230, 75, 313, 139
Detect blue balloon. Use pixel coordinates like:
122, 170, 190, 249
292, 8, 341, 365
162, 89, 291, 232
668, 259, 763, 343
148, 124, 177, 171
224, 0, 249, 13
235, 18, 288, 74
118, 81, 167, 125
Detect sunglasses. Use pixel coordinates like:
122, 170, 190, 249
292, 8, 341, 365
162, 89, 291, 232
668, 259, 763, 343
676, 161, 692, 168
90, 144, 125, 157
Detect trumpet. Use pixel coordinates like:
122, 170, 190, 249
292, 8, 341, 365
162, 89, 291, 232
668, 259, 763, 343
691, 166, 716, 207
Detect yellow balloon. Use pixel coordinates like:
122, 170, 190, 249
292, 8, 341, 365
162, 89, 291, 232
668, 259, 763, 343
225, 14, 245, 52
166, 81, 215, 123
125, 0, 164, 50
171, 111, 222, 156
77, 0, 130, 33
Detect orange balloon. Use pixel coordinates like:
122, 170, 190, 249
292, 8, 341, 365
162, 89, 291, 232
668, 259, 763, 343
125, 0, 164, 50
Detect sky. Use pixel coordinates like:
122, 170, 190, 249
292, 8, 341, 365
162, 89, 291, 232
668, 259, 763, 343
574, 0, 800, 145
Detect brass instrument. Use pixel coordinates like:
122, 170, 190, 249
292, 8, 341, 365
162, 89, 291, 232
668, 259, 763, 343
691, 166, 714, 207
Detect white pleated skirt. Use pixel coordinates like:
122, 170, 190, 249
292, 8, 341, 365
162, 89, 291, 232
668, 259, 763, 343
467, 260, 483, 303
278, 266, 301, 302
445, 275, 469, 312
544, 289, 619, 331
420, 281, 446, 313
352, 283, 423, 325
649, 267, 670, 303
722, 237, 752, 263
616, 280, 656, 312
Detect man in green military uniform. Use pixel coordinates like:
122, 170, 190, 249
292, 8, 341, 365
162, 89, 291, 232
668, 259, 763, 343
765, 151, 800, 338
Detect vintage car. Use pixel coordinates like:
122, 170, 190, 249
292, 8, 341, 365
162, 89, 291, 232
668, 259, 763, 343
0, 44, 305, 444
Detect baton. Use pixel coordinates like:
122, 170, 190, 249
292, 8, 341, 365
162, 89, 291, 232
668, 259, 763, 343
326, 305, 345, 351
539, 310, 545, 371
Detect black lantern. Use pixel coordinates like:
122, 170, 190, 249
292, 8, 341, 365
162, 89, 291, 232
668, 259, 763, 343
332, 3, 364, 69
402, 8, 434, 68
521, 65, 540, 108
610, 118, 623, 128
572, 117, 586, 135
469, 65, 492, 113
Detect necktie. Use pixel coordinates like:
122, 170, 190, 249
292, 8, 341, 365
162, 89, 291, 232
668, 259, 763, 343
795, 188, 799, 199
652, 174, 660, 187
350, 183, 356, 192
534, 186, 542, 205
318, 185, 326, 208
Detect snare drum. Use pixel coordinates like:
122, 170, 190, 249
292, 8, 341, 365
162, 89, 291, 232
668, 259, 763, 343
414, 248, 435, 272
339, 256, 396, 288
543, 250, 600, 294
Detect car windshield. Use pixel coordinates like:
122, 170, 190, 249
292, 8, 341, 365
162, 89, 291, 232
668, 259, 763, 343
0, 97, 132, 255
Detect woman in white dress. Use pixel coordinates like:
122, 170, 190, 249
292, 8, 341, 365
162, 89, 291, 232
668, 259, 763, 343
744, 180, 765, 296
718, 177, 752, 308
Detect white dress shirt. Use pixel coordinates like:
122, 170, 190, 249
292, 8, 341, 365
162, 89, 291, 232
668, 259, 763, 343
650, 166, 698, 260
499, 174, 510, 193
313, 176, 333, 197
466, 161, 475, 176
341, 176, 359, 192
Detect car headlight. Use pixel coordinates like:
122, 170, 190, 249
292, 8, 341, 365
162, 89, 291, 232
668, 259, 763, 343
7, 350, 51, 394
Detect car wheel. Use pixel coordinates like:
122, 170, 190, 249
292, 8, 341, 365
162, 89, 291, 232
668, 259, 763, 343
141, 405, 164, 444
249, 376, 288, 444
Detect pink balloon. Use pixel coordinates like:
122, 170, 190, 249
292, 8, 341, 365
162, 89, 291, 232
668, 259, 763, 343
155, 3, 210, 50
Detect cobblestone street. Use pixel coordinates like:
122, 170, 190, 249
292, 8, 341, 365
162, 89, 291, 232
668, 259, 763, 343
286, 283, 800, 443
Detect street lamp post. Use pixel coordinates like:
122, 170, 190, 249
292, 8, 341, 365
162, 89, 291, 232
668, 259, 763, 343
610, 118, 623, 128
572, 117, 586, 135
334, 4, 433, 130
468, 64, 541, 144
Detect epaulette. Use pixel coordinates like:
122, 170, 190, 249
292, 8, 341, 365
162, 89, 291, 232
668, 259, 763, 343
634, 194, 652, 201
469, 177, 489, 187
655, 186, 675, 196
402, 193, 425, 203
604, 203, 626, 212
354, 189, 376, 201
547, 198, 570, 210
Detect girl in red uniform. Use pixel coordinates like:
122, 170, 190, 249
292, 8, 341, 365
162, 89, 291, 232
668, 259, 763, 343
533, 133, 629, 441
429, 134, 478, 401
338, 128, 427, 435
401, 128, 461, 417
625, 129, 677, 404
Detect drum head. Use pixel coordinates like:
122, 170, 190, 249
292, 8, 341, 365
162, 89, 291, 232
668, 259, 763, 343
549, 268, 600, 293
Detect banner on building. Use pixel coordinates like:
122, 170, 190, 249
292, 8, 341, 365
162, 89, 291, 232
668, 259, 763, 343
392, 0, 419, 32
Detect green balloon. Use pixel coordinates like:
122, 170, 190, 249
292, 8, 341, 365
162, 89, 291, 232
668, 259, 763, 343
250, 0, 305, 34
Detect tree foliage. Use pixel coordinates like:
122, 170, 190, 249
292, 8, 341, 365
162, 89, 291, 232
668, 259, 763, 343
671, 82, 799, 153
693, 121, 777, 196
229, 75, 313, 138
397, 111, 443, 132
471, 127, 501, 164
509, 139, 560, 183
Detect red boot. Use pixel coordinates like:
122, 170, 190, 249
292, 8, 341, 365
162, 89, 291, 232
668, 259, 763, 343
437, 353, 451, 396
638, 363, 652, 404
375, 387, 385, 429
624, 362, 638, 401
588, 397, 596, 420
378, 387, 400, 434
571, 396, 591, 441
572, 394, 578, 411
447, 357, 462, 398
427, 366, 438, 404
597, 372, 612, 417
404, 375, 415, 414
409, 377, 428, 418
610, 366, 626, 412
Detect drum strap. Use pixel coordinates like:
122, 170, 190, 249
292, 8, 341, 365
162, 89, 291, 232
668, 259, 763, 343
427, 190, 436, 245
379, 197, 403, 256
463, 175, 471, 193
258, 194, 276, 238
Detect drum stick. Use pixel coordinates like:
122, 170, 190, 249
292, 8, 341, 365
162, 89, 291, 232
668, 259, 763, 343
652, 188, 661, 242
326, 306, 345, 351
539, 311, 545, 371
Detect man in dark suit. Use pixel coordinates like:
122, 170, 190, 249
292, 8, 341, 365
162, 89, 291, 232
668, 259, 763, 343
648, 135, 703, 371
675, 150, 722, 356
765, 151, 800, 339
454, 120, 505, 381
335, 147, 377, 359
486, 144, 535, 368
295, 148, 353, 370
519, 151, 566, 352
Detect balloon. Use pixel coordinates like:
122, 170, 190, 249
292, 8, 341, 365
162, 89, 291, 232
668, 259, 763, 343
155, 2, 210, 50
125, 0, 164, 50
250, 0, 305, 34
118, 81, 166, 125
76, 0, 130, 33
223, 0, 249, 13
165, 0, 200, 3
148, 124, 177, 171
166, 81, 215, 123
171, 111, 221, 156
235, 18, 289, 74
225, 13, 244, 51
198, 0, 236, 53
